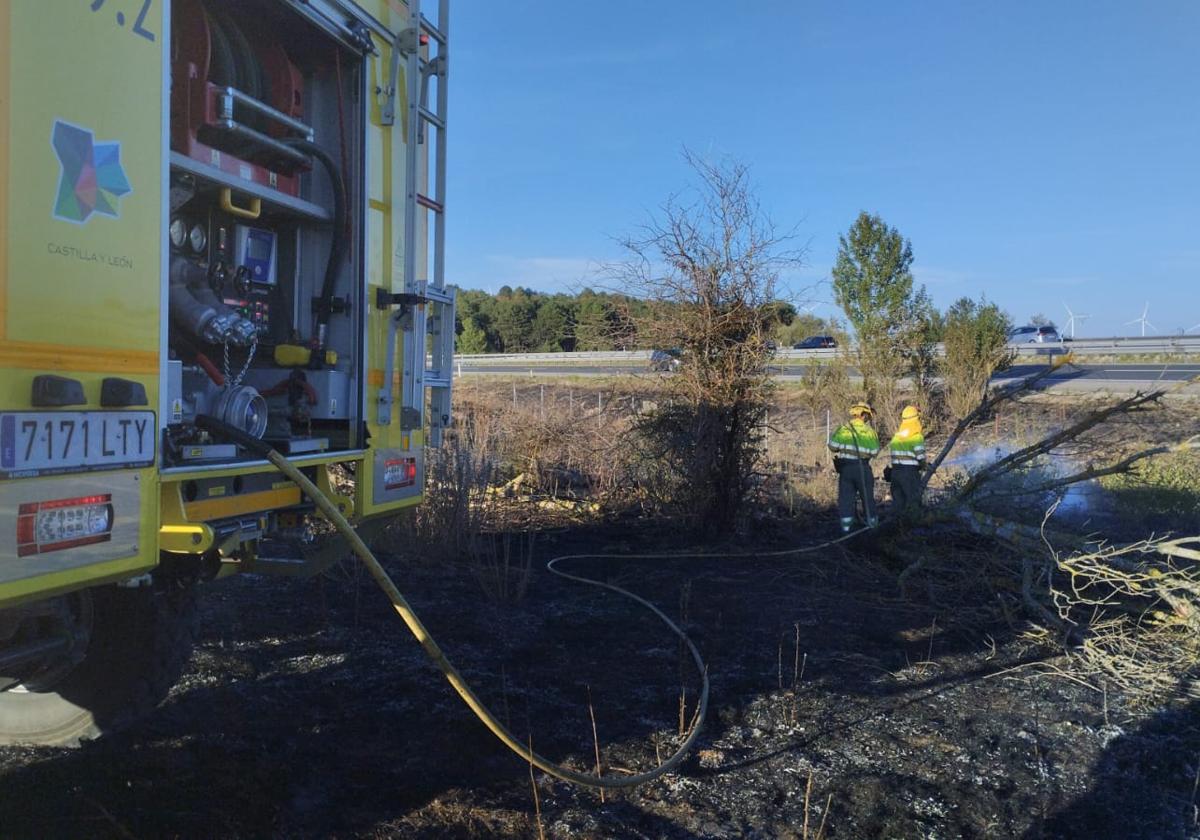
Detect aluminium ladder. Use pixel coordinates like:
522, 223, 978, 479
378, 0, 456, 446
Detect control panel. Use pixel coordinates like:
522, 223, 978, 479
220, 294, 272, 338
166, 209, 288, 346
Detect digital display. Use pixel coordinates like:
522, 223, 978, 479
234, 226, 277, 285
247, 235, 273, 262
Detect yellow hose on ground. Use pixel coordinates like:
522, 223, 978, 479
200, 415, 868, 788
262, 448, 707, 788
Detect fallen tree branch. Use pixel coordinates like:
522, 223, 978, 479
955, 508, 1200, 704
921, 359, 1072, 492
984, 435, 1199, 498
955, 389, 1164, 500
1157, 537, 1200, 564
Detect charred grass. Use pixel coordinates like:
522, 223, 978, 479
0, 382, 1198, 838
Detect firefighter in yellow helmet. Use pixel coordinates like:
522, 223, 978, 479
886, 404, 926, 514
827, 402, 880, 533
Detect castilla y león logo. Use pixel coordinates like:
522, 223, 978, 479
51, 120, 132, 224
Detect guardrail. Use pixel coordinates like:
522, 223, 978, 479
455, 350, 654, 363
1037, 336, 1200, 354
455, 336, 1200, 365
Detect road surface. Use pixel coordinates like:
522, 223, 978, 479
454, 361, 1200, 393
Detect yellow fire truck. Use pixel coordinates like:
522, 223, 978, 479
0, 0, 454, 744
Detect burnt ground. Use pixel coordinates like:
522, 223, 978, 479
1, 516, 1199, 839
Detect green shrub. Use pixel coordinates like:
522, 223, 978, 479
1100, 450, 1200, 534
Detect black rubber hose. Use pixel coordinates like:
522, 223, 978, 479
195, 414, 272, 458
281, 138, 347, 355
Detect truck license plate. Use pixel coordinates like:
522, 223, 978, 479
0, 411, 156, 479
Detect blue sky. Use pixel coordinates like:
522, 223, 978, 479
446, 1, 1200, 337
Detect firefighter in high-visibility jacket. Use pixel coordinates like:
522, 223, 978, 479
828, 402, 880, 533
886, 404, 926, 513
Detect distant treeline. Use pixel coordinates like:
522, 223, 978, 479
454, 286, 833, 353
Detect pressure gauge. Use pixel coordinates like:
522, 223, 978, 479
188, 223, 208, 254
169, 218, 187, 249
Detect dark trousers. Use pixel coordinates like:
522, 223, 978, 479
836, 458, 875, 522
889, 464, 922, 513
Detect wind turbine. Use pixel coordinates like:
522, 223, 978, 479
1062, 302, 1092, 339
1124, 302, 1157, 337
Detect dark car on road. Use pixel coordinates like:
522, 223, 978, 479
793, 336, 837, 349
649, 348, 682, 372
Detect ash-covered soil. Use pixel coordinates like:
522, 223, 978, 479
1, 518, 1198, 839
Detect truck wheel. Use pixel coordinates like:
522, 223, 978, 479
0, 583, 197, 746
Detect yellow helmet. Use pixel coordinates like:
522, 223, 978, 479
849, 402, 873, 420
901, 405, 920, 420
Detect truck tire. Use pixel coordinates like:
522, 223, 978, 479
0, 583, 197, 747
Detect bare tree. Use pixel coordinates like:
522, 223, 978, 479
610, 150, 806, 536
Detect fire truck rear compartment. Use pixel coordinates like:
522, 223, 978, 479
165, 0, 364, 467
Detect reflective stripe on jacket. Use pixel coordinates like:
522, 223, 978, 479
829, 418, 880, 460
889, 418, 926, 466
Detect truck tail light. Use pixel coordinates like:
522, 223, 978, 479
383, 458, 418, 490
16, 494, 114, 557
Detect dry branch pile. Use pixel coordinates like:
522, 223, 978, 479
914, 361, 1200, 707
1048, 535, 1200, 703
897, 510, 1200, 707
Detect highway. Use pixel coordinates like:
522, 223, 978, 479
455, 361, 1200, 393
994, 363, 1200, 384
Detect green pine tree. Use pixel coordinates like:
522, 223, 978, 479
456, 315, 489, 354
